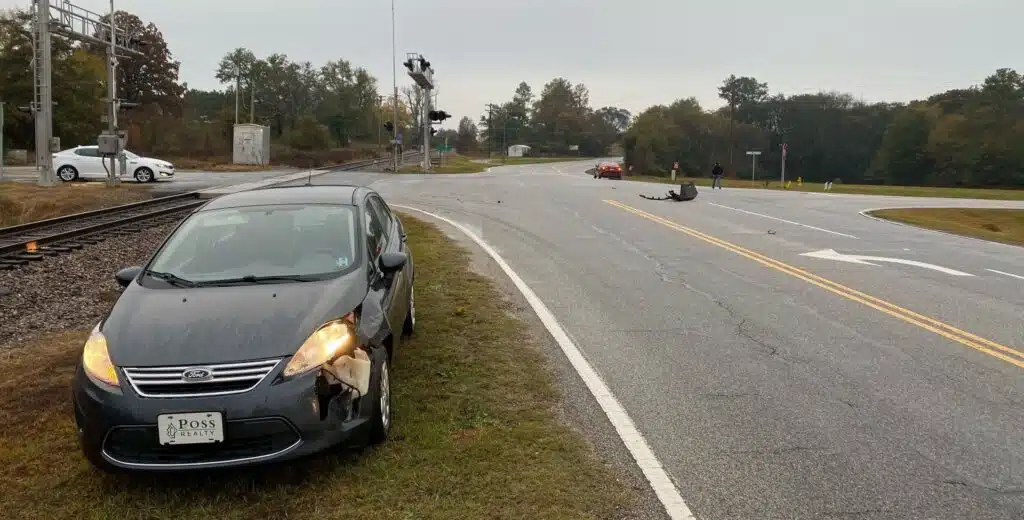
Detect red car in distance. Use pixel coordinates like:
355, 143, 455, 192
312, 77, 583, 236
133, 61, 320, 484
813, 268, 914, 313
593, 161, 623, 180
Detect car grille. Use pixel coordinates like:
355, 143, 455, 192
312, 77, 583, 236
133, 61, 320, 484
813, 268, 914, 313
103, 417, 301, 466
122, 359, 281, 398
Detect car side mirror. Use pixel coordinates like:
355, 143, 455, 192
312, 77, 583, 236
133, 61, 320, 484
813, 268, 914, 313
115, 266, 143, 288
378, 252, 407, 274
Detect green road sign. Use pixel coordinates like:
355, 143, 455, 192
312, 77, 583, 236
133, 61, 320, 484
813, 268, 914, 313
437, 145, 452, 152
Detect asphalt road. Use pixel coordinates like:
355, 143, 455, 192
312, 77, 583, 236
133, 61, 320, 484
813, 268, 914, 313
297, 161, 1024, 520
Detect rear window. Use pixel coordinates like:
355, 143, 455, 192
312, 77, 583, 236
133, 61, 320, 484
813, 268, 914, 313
146, 204, 360, 283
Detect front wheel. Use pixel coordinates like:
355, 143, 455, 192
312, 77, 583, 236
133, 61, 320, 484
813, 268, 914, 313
366, 348, 391, 445
57, 165, 79, 182
134, 167, 154, 183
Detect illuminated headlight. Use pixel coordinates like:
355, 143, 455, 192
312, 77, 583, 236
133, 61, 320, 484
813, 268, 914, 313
82, 324, 119, 388
282, 313, 359, 378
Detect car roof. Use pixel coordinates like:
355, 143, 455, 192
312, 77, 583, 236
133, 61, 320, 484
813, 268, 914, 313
199, 184, 371, 211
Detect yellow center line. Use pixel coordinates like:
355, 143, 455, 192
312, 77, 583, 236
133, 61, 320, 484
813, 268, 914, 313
604, 199, 1024, 369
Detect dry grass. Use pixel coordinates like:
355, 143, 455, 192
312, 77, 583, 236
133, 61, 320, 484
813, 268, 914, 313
399, 154, 488, 174
0, 214, 635, 520
868, 208, 1024, 246
628, 175, 1024, 201
0, 181, 153, 227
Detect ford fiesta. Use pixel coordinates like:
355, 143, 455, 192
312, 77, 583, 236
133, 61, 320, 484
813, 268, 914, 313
71, 184, 415, 472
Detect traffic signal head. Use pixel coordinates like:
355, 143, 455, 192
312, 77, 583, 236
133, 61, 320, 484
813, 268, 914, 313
430, 128, 437, 136
428, 110, 451, 122
384, 121, 394, 133
402, 59, 413, 72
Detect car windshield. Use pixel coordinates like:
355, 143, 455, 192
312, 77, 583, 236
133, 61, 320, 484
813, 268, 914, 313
146, 204, 359, 284
122, 150, 140, 159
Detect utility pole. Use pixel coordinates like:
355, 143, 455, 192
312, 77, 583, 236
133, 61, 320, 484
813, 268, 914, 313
1, 100, 5, 180
104, 0, 120, 185
234, 73, 240, 125
250, 80, 255, 124
391, 0, 398, 172
377, 95, 383, 150
781, 142, 787, 186
34, 0, 55, 185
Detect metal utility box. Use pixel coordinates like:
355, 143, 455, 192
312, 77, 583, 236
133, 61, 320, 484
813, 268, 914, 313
233, 124, 271, 165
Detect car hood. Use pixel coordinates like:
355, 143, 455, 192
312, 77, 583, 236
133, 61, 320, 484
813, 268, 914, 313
101, 271, 368, 367
132, 157, 169, 166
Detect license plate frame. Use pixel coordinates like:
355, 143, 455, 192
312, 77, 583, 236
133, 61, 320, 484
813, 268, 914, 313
157, 411, 224, 446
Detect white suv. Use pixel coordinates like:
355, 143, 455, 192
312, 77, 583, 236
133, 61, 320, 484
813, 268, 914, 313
52, 145, 175, 183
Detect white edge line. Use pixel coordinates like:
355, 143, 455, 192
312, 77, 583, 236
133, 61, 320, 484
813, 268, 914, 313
987, 269, 1024, 281
392, 204, 697, 520
707, 202, 859, 239
859, 207, 1023, 250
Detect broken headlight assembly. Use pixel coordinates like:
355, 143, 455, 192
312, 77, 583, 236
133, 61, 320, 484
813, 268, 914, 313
282, 312, 360, 378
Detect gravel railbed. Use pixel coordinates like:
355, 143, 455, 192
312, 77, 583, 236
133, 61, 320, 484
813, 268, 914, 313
0, 221, 180, 349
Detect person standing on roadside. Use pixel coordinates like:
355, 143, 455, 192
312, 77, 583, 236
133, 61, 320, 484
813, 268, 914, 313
711, 161, 724, 189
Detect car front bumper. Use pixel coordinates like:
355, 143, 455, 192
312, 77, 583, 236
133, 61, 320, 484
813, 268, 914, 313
71, 364, 369, 471
156, 169, 174, 179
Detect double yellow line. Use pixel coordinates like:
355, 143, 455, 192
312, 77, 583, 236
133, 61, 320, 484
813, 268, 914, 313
604, 199, 1024, 369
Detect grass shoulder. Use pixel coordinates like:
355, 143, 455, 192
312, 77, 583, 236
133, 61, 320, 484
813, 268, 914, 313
625, 174, 1024, 201
867, 207, 1024, 246
399, 154, 488, 174
0, 214, 635, 520
0, 181, 152, 227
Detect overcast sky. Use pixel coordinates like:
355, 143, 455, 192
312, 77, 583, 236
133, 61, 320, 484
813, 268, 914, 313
2, 0, 1019, 124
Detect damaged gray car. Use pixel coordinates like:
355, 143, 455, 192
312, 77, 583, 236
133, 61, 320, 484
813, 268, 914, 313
71, 184, 415, 472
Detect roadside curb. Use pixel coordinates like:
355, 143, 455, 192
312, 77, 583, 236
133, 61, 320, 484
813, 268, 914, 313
858, 207, 1022, 250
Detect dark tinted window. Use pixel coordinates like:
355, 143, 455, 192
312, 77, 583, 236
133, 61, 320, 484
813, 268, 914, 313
367, 196, 392, 240
364, 205, 384, 259
147, 204, 359, 283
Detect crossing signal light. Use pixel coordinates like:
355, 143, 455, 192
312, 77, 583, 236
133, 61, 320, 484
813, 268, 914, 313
430, 128, 437, 136
403, 59, 414, 72
428, 110, 451, 122
384, 121, 394, 133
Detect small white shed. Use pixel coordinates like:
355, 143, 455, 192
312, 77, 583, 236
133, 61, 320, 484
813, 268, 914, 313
507, 144, 531, 157
233, 124, 271, 165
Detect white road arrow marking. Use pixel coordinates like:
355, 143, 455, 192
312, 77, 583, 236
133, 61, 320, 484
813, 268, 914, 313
987, 269, 1024, 281
801, 249, 975, 277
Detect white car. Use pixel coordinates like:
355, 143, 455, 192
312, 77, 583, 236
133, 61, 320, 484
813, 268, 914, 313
53, 145, 175, 183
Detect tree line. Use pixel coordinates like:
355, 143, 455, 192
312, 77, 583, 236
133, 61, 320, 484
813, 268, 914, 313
624, 70, 1024, 188
469, 80, 632, 157
0, 8, 414, 166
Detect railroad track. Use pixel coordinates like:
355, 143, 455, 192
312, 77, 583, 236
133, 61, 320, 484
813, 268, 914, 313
0, 153, 421, 270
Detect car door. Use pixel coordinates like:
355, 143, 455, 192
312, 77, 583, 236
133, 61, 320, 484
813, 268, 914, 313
366, 194, 407, 336
372, 195, 412, 309
73, 147, 104, 177
362, 198, 398, 339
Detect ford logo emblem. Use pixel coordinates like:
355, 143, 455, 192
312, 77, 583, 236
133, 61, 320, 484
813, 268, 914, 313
182, 368, 213, 382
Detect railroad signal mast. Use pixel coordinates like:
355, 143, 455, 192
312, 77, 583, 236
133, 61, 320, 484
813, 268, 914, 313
403, 53, 444, 171
23, 0, 145, 186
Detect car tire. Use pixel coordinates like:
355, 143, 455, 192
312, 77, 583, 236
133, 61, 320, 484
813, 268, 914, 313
402, 284, 415, 337
366, 348, 391, 445
57, 165, 79, 182
134, 167, 154, 183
